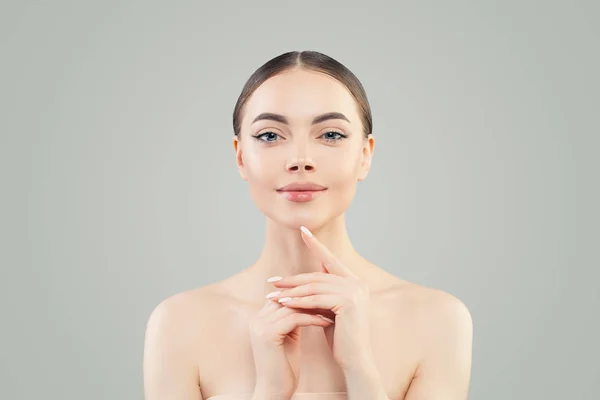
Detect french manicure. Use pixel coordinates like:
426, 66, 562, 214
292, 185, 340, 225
267, 276, 282, 283
278, 297, 292, 303
266, 291, 281, 299
300, 226, 313, 237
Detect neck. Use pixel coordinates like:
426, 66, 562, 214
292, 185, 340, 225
251, 215, 360, 279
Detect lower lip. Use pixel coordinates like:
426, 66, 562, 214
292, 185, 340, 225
278, 190, 326, 202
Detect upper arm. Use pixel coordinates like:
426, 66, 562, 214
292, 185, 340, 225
404, 294, 473, 400
143, 297, 203, 400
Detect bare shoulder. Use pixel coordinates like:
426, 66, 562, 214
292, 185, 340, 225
143, 285, 224, 398
144, 279, 249, 354
369, 268, 473, 345
406, 282, 471, 318
145, 283, 227, 337
144, 287, 212, 365
392, 280, 472, 336
379, 281, 473, 397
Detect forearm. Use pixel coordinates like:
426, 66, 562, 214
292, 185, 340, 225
343, 361, 389, 400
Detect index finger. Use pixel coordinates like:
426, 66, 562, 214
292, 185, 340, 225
300, 226, 355, 278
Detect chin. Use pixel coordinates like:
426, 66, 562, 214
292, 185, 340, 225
264, 205, 349, 232
275, 214, 323, 230
250, 189, 353, 230
261, 208, 327, 230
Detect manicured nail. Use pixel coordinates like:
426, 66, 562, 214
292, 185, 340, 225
266, 291, 281, 299
300, 226, 312, 237
317, 314, 334, 323
278, 297, 292, 303
267, 276, 282, 283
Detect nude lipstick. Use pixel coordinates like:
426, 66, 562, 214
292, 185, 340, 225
276, 182, 327, 203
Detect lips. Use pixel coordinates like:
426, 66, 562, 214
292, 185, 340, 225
276, 182, 327, 192
276, 182, 327, 202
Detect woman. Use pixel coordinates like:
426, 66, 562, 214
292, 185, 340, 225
143, 50, 473, 400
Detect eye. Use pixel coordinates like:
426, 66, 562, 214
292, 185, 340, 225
252, 131, 283, 143
319, 131, 347, 142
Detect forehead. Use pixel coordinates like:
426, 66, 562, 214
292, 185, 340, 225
242, 68, 360, 126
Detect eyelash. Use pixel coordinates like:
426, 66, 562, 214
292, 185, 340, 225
252, 131, 348, 143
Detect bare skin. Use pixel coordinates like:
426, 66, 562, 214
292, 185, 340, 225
144, 259, 472, 399
143, 67, 473, 399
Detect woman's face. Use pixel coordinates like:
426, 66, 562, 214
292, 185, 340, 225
233, 68, 374, 231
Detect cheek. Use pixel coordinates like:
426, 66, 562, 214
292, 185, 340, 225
321, 147, 363, 187
316, 147, 362, 213
242, 146, 280, 189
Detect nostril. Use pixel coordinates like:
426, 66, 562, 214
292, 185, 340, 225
286, 160, 315, 172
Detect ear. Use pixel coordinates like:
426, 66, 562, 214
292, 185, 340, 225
357, 134, 375, 182
232, 135, 248, 181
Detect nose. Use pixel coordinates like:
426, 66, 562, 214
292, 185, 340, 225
285, 157, 316, 173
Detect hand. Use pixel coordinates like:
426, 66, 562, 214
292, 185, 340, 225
248, 297, 334, 399
268, 226, 374, 372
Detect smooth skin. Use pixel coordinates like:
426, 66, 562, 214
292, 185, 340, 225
143, 68, 473, 399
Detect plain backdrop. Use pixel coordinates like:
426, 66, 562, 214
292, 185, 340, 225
1, 1, 598, 399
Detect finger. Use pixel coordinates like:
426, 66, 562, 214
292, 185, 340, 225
277, 294, 340, 312
264, 304, 295, 322
267, 295, 333, 320
274, 311, 333, 333
320, 262, 328, 274
257, 298, 282, 317
272, 282, 340, 300
270, 272, 338, 288
269, 305, 323, 320
264, 302, 323, 323
300, 226, 355, 277
323, 321, 335, 348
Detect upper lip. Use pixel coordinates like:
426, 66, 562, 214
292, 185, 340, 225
277, 182, 327, 191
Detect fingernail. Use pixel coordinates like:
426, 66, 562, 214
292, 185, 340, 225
267, 276, 282, 283
266, 291, 281, 299
278, 297, 292, 303
300, 226, 312, 237
317, 314, 334, 323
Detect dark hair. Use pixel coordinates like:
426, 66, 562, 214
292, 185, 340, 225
232, 50, 373, 138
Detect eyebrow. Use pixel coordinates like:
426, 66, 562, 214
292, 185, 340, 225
251, 112, 351, 125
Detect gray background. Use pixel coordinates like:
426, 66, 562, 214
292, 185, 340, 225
1, 1, 598, 399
